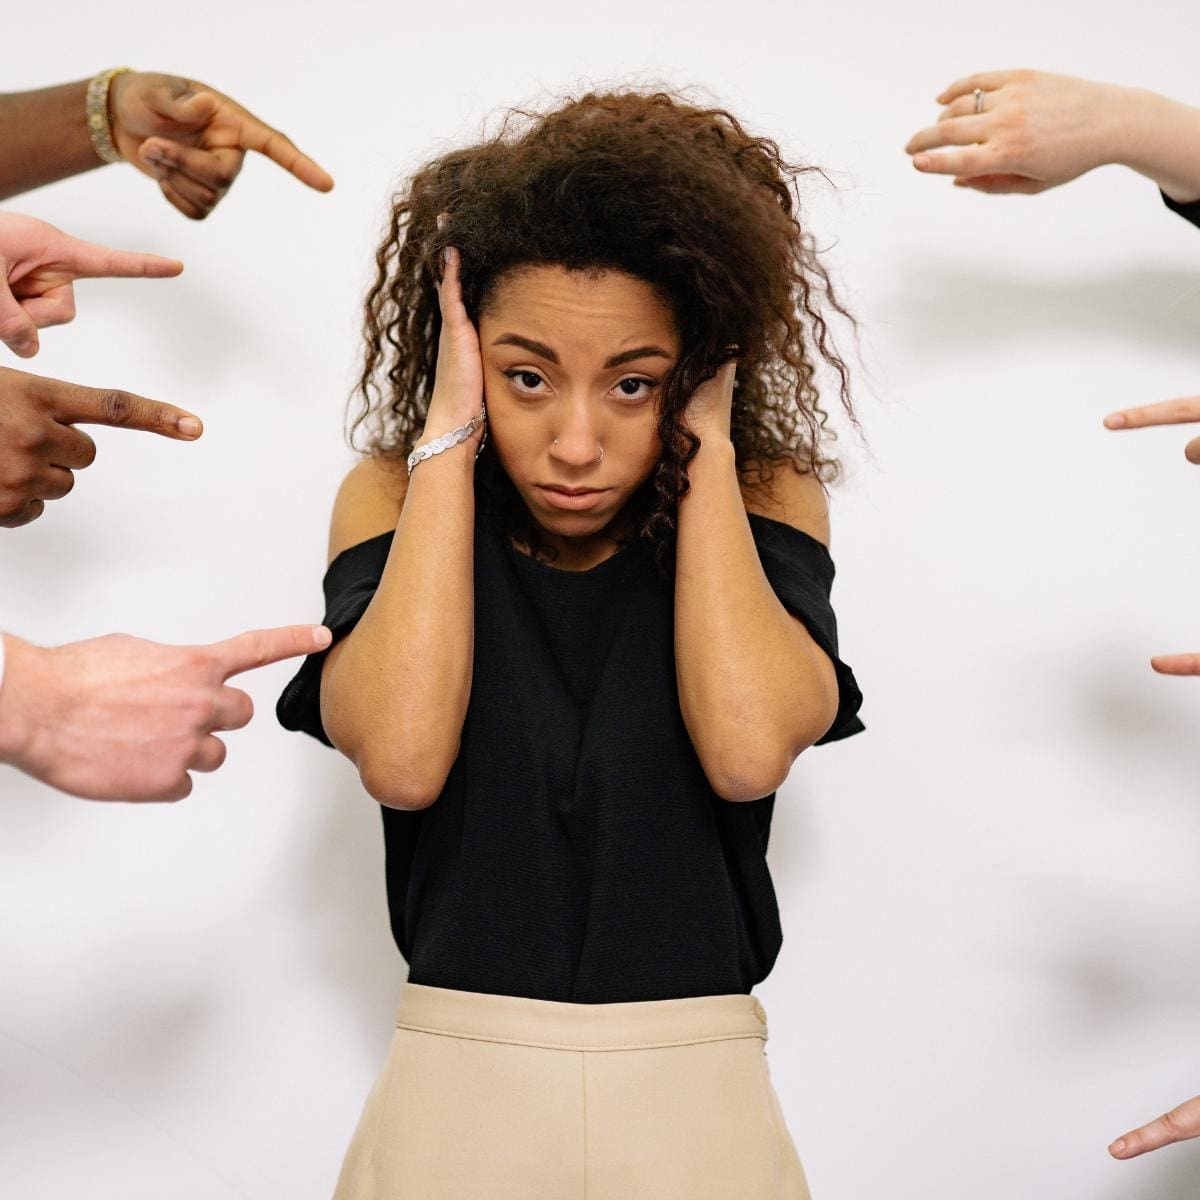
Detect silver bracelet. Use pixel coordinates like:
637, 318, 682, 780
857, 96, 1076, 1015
406, 407, 487, 475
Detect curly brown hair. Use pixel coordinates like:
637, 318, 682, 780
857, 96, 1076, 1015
351, 87, 856, 573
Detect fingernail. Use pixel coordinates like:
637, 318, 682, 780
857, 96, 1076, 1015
443, 246, 452, 266
1104, 414, 1126, 429
177, 416, 203, 437
913, 154, 930, 170
1110, 1139, 1126, 1155
313, 626, 332, 650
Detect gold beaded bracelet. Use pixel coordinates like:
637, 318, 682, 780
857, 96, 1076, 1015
85, 67, 134, 164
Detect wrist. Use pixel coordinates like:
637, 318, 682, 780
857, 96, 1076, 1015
413, 405, 486, 465
684, 435, 737, 493
0, 634, 40, 765
691, 432, 736, 461
1112, 87, 1200, 202
86, 67, 134, 165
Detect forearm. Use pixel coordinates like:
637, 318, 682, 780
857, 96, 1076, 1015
322, 449, 476, 809
674, 439, 835, 802
1108, 86, 1200, 204
0, 82, 105, 201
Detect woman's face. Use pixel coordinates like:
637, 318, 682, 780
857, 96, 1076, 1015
478, 265, 679, 551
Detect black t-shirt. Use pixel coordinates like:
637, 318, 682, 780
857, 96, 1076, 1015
1162, 187, 1200, 228
277, 511, 864, 1003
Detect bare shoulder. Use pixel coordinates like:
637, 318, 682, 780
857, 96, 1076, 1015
328, 455, 409, 564
740, 459, 831, 547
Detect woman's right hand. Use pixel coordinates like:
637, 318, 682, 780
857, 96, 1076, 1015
420, 244, 487, 451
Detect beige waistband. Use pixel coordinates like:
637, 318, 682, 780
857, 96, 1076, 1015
394, 983, 770, 1052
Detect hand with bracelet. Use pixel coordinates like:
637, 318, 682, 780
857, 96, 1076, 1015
0, 68, 333, 219
107, 70, 334, 219
409, 234, 488, 475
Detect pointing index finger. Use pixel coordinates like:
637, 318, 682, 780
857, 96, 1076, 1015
75, 245, 184, 280
236, 113, 334, 192
1110, 1095, 1200, 1158
49, 377, 202, 439
1151, 653, 1200, 676
1104, 396, 1200, 429
210, 624, 333, 680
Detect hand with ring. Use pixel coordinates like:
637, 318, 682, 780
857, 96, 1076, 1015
904, 69, 1200, 201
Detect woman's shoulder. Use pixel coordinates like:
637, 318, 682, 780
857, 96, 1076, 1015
328, 454, 409, 565
738, 459, 830, 547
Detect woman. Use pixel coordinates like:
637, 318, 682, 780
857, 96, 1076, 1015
278, 88, 864, 1199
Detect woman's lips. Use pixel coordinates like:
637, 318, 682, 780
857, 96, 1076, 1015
536, 485, 608, 510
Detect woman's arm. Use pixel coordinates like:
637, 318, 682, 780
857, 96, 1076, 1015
320, 453, 476, 810
319, 246, 484, 810
674, 424, 838, 804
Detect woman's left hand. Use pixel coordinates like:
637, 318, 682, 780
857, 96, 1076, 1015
109, 71, 334, 220
683, 358, 736, 444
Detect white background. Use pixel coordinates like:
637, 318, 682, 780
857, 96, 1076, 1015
2, 1, 1199, 1197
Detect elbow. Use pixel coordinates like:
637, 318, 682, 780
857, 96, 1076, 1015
356, 753, 444, 811
704, 748, 794, 804
705, 716, 832, 804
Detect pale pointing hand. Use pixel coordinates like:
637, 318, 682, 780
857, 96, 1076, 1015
0, 211, 181, 356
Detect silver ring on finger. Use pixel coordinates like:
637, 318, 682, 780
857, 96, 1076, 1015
973, 87, 985, 114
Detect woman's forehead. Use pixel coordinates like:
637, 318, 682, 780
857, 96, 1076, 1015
482, 265, 678, 353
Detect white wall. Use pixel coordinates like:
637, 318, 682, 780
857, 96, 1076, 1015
2, 2, 1199, 1196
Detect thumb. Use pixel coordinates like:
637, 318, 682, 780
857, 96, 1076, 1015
0, 272, 39, 357
162, 88, 218, 128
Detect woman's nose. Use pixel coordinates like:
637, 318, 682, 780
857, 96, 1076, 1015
549, 403, 604, 467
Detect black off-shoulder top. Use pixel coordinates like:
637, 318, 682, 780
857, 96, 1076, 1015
278, 512, 864, 1003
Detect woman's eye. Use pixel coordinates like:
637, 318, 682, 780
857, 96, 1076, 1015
503, 369, 547, 393
614, 377, 655, 401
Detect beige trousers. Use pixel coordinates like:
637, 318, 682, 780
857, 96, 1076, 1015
334, 982, 812, 1200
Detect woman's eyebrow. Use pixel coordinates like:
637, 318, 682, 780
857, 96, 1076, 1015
491, 333, 672, 369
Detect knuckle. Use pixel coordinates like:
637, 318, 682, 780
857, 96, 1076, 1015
1161, 1109, 1192, 1140
13, 422, 48, 453
98, 390, 134, 425
77, 436, 97, 468
0, 314, 30, 341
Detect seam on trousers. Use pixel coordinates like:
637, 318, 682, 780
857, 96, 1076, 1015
361, 1031, 403, 1179
757, 1047, 787, 1194
580, 1051, 589, 1200
393, 1024, 767, 1053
